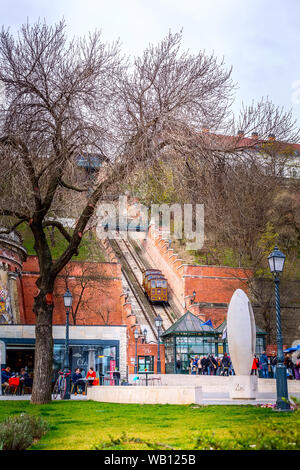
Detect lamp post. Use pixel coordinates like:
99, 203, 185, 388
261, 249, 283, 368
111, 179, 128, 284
143, 328, 147, 344
134, 328, 139, 374
155, 315, 163, 374
63, 288, 73, 400
267, 246, 290, 411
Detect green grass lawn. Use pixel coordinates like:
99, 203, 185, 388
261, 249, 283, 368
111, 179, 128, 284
0, 400, 299, 450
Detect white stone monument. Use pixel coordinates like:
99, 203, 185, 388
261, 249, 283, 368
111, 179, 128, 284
227, 289, 258, 399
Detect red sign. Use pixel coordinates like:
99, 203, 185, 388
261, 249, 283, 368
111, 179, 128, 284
110, 360, 116, 385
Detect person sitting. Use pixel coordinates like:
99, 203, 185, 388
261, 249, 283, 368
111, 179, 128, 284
86, 367, 97, 387
72, 368, 86, 395
1, 366, 12, 394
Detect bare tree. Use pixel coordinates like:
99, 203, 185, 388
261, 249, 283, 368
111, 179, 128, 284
0, 20, 123, 403
1, 20, 298, 403
56, 263, 112, 325
95, 306, 112, 325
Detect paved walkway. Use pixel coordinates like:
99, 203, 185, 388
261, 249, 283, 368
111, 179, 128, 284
1, 392, 299, 405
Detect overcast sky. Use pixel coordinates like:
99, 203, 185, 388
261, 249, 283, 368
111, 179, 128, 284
1, 0, 300, 125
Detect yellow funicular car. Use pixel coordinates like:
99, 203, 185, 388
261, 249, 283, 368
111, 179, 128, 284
142, 269, 168, 303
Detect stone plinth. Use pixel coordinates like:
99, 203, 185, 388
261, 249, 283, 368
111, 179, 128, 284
229, 375, 258, 400
87, 385, 203, 405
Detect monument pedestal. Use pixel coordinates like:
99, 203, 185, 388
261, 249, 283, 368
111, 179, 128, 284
229, 375, 258, 400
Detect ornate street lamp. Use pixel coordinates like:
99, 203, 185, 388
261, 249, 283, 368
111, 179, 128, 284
155, 315, 163, 373
134, 328, 139, 374
63, 288, 73, 400
143, 328, 147, 344
267, 246, 290, 411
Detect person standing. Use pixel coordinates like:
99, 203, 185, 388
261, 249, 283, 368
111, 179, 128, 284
216, 357, 222, 376
259, 351, 269, 378
176, 357, 181, 373
285, 354, 295, 380
197, 356, 202, 375
191, 356, 198, 375
201, 356, 208, 375
270, 355, 277, 379
221, 353, 230, 376
208, 354, 217, 375
294, 358, 300, 380
251, 355, 259, 376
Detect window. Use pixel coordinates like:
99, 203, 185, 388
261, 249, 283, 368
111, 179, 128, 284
138, 356, 154, 373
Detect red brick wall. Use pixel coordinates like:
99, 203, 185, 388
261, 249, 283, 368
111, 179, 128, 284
20, 256, 124, 325
183, 265, 251, 300
142, 225, 253, 327
127, 332, 166, 374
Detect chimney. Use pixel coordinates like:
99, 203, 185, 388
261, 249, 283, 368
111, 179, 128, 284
251, 132, 259, 139
202, 125, 210, 133
268, 134, 276, 141
237, 130, 244, 137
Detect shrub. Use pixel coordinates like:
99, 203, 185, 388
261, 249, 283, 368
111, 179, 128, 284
92, 432, 175, 450
0, 414, 49, 450
193, 421, 300, 450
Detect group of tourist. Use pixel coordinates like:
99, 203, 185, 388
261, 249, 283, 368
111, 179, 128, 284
188, 352, 300, 379
1, 366, 33, 394
252, 352, 300, 380
189, 353, 235, 376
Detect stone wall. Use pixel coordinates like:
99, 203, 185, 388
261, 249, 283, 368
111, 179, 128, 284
21, 256, 124, 326
141, 224, 251, 327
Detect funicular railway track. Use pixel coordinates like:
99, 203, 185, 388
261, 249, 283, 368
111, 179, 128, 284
121, 237, 177, 324
109, 236, 176, 335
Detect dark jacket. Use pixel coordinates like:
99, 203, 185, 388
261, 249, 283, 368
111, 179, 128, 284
72, 372, 83, 384
208, 356, 217, 368
19, 372, 29, 382
1, 369, 11, 384
222, 355, 231, 368
259, 354, 268, 368
270, 356, 277, 367
201, 357, 208, 368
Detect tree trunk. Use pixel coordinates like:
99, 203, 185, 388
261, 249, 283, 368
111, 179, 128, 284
30, 292, 54, 404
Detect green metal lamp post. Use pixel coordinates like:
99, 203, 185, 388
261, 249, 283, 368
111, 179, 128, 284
134, 328, 139, 375
63, 288, 73, 400
155, 315, 163, 373
267, 246, 291, 411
